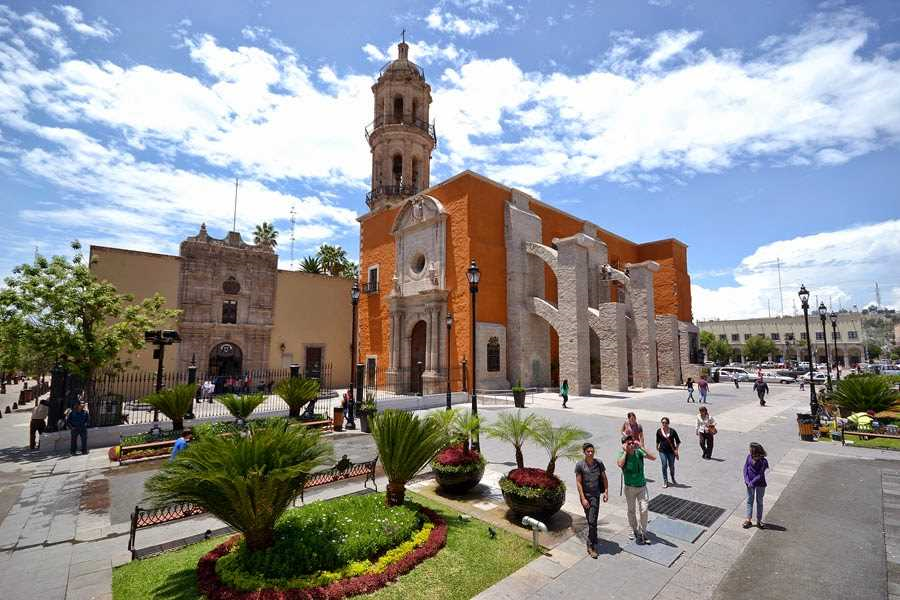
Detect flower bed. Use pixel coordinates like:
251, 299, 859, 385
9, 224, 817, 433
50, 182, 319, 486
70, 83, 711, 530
197, 503, 448, 599
121, 429, 186, 447
191, 415, 330, 440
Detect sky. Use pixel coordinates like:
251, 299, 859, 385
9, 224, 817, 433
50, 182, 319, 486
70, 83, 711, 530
1, 0, 899, 321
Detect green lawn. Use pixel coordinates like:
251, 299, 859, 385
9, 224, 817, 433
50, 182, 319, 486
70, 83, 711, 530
112, 492, 539, 600
818, 434, 900, 450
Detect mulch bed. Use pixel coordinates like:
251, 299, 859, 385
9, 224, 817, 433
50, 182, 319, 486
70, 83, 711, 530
197, 506, 448, 599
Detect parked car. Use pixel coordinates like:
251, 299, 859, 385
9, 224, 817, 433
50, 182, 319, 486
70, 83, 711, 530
762, 371, 797, 384
718, 367, 752, 381
800, 372, 827, 384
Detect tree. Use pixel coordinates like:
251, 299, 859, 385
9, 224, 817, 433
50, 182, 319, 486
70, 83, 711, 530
0, 241, 179, 394
340, 260, 359, 280
706, 338, 733, 365
219, 393, 266, 421
891, 346, 900, 362
699, 331, 716, 351
299, 255, 322, 274
742, 336, 776, 363
485, 410, 536, 470
831, 375, 897, 413
316, 244, 348, 277
528, 418, 589, 477
253, 222, 278, 249
371, 409, 447, 506
867, 341, 882, 361
143, 384, 197, 431
274, 376, 320, 418
145, 421, 333, 552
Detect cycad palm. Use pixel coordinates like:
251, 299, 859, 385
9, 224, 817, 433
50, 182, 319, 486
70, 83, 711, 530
219, 393, 266, 420
274, 376, 320, 418
484, 410, 536, 469
299, 255, 322, 274
529, 418, 590, 477
143, 383, 197, 430
372, 409, 448, 506
145, 421, 332, 551
253, 222, 278, 249
832, 375, 897, 413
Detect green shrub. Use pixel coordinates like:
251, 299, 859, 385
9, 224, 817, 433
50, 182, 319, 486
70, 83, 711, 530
372, 409, 448, 506
832, 374, 898, 413
143, 383, 197, 430
215, 493, 422, 585
218, 393, 266, 420
274, 376, 320, 418
120, 429, 184, 447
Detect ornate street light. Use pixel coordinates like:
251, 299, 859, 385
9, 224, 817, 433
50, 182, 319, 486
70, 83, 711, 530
144, 330, 181, 423
798, 285, 818, 417
347, 280, 360, 430
467, 259, 481, 451
446, 313, 453, 411
818, 302, 832, 391
830, 312, 840, 382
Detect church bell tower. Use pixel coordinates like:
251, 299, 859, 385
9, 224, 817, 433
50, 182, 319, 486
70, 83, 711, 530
365, 37, 436, 212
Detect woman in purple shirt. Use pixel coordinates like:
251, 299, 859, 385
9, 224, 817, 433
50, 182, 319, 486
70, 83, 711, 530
743, 442, 769, 529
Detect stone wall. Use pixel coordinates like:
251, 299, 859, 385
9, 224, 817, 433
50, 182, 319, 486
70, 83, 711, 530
655, 314, 682, 386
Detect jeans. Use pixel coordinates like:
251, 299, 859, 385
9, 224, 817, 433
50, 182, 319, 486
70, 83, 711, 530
562, 393, 568, 406
70, 427, 87, 454
659, 451, 676, 484
686, 389, 694, 402
746, 485, 765, 521
699, 432, 714, 458
700, 389, 708, 403
624, 485, 649, 535
29, 418, 46, 449
583, 495, 600, 547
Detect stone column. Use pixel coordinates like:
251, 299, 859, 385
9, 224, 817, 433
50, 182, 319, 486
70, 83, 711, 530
592, 304, 628, 392
555, 234, 592, 396
655, 314, 682, 386
626, 261, 660, 388
389, 312, 397, 368
504, 190, 550, 388
425, 308, 434, 372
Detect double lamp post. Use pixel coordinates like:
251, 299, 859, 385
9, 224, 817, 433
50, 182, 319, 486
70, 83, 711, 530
798, 284, 840, 420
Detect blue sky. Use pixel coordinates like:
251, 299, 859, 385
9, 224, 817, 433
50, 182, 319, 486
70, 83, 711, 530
1, 0, 899, 320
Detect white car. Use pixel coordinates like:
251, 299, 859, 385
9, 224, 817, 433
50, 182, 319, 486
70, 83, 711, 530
800, 372, 828, 384
718, 367, 751, 381
762, 372, 797, 384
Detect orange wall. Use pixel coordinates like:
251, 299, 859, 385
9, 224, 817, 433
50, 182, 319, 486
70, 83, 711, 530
637, 239, 692, 322
357, 204, 400, 371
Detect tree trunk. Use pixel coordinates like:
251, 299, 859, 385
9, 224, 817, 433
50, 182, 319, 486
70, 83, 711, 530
289, 405, 300, 418
172, 417, 183, 431
386, 481, 406, 506
243, 529, 274, 552
515, 447, 524, 469
546, 460, 556, 477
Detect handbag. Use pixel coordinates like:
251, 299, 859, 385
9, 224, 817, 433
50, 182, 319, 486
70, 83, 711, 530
708, 424, 717, 435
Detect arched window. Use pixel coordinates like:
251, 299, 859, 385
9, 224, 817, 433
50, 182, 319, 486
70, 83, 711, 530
393, 95, 404, 122
487, 337, 501, 372
392, 154, 403, 187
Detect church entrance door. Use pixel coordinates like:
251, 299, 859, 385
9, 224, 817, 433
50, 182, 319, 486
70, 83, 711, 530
410, 321, 427, 395
209, 342, 243, 378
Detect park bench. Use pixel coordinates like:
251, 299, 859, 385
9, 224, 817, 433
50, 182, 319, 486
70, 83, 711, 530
840, 423, 900, 446
127, 454, 379, 559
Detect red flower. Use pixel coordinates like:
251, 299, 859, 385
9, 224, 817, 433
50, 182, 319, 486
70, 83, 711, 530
434, 444, 481, 466
506, 467, 561, 490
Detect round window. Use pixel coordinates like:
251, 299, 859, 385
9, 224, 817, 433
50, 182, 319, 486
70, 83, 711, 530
411, 253, 426, 274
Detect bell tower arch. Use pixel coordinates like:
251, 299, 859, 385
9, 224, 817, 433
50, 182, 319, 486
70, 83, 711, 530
365, 38, 436, 212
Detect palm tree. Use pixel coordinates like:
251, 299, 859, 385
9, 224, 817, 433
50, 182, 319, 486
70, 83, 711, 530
274, 376, 320, 418
143, 383, 197, 431
831, 375, 897, 414
484, 410, 536, 469
429, 409, 480, 453
316, 244, 348, 277
144, 421, 332, 552
219, 393, 266, 420
299, 255, 322, 274
371, 409, 448, 506
253, 222, 279, 249
340, 260, 359, 280
529, 418, 590, 477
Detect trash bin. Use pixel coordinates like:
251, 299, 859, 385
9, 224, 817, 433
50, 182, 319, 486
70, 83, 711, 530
797, 413, 815, 442
333, 406, 344, 431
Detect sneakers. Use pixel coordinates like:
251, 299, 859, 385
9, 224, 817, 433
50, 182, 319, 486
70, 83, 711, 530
663, 482, 669, 488
639, 534, 651, 545
757, 522, 765, 529
587, 546, 598, 559
742, 520, 752, 529
628, 531, 636, 542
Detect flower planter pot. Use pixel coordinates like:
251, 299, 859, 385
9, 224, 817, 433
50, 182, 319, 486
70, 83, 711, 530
512, 389, 526, 408
501, 484, 565, 520
359, 413, 370, 433
434, 461, 485, 494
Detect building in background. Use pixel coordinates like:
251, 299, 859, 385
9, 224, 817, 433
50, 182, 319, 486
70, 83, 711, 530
357, 41, 700, 395
90, 226, 352, 385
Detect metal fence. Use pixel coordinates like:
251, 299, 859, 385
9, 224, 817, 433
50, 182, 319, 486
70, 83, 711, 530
86, 364, 335, 427
362, 365, 466, 403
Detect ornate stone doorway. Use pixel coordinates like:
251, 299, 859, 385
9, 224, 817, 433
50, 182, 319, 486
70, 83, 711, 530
209, 342, 243, 377
410, 320, 427, 394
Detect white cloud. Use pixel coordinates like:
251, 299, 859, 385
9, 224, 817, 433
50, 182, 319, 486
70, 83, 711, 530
425, 8, 498, 37
54, 5, 115, 40
643, 30, 702, 70
692, 220, 900, 320
362, 39, 466, 66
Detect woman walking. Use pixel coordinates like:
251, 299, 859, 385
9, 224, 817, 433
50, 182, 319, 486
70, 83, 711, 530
685, 377, 695, 402
622, 412, 645, 447
655, 417, 681, 488
696, 406, 717, 459
743, 442, 769, 528
560, 379, 569, 408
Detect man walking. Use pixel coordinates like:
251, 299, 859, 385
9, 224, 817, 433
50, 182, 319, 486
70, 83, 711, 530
753, 378, 769, 406
575, 443, 608, 558
698, 375, 709, 403
617, 434, 656, 545
67, 401, 90, 455
29, 399, 49, 449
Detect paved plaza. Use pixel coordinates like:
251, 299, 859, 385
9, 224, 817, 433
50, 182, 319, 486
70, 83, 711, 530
1, 379, 899, 599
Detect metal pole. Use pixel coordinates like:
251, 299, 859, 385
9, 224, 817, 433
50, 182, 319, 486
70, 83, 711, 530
820, 315, 832, 391
802, 305, 817, 417
831, 320, 841, 382
347, 296, 359, 429
471, 285, 479, 451
446, 318, 452, 410
154, 342, 164, 422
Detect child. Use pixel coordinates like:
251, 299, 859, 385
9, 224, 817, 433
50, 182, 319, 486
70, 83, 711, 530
685, 377, 695, 402
560, 379, 569, 408
743, 442, 769, 528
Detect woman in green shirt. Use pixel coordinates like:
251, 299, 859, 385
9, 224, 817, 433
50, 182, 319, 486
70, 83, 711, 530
560, 379, 569, 408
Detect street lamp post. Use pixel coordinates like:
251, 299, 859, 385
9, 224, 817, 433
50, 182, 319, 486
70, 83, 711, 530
818, 302, 832, 391
830, 312, 840, 382
446, 313, 453, 410
798, 285, 818, 417
144, 330, 182, 423
347, 280, 360, 430
467, 259, 481, 451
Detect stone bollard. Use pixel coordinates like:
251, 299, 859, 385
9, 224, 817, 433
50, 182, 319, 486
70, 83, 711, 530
4, 406, 10, 413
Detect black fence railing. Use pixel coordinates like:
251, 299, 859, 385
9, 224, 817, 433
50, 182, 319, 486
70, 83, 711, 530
86, 364, 335, 427
364, 115, 435, 141
365, 184, 421, 207
362, 365, 465, 403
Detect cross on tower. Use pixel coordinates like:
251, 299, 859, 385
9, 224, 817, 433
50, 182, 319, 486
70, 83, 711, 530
401, 28, 405, 43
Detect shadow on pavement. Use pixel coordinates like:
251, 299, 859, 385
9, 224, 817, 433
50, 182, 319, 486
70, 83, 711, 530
596, 537, 623, 556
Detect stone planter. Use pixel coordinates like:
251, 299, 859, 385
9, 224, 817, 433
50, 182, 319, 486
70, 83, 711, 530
434, 460, 485, 494
501, 484, 565, 520
512, 389, 526, 408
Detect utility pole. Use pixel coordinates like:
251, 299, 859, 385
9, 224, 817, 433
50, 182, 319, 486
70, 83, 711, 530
777, 257, 784, 316
232, 178, 239, 232
290, 204, 296, 270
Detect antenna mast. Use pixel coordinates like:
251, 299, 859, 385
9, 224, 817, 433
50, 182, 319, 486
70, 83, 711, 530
290, 204, 296, 270
233, 178, 239, 232
776, 257, 784, 316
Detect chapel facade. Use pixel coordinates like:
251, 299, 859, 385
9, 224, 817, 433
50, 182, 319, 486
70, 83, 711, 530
356, 41, 702, 395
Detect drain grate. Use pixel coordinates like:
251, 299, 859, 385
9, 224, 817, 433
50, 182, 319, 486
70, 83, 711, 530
647, 494, 725, 527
